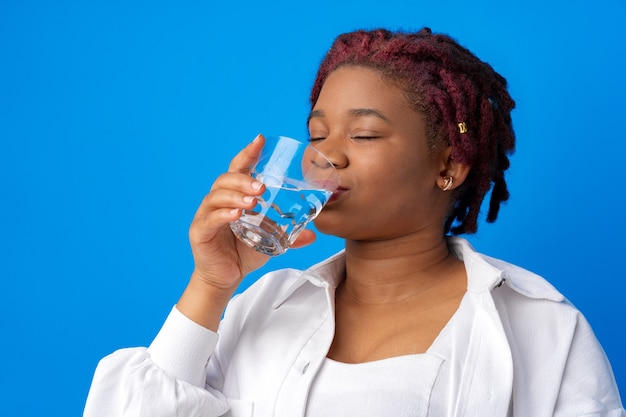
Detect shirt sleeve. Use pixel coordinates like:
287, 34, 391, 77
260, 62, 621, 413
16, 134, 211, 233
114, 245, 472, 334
83, 306, 230, 417
553, 312, 625, 417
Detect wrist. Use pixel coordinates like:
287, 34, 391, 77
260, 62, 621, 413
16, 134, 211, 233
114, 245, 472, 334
177, 274, 238, 331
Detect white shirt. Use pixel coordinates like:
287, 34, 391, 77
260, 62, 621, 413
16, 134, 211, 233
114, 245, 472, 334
84, 237, 625, 417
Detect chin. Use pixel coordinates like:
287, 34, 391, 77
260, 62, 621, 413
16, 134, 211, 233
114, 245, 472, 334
312, 214, 344, 237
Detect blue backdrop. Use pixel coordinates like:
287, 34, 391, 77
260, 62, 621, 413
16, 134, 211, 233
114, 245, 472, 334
1, 0, 624, 415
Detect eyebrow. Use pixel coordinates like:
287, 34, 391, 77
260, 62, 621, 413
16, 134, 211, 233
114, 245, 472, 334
307, 108, 391, 124
348, 108, 390, 122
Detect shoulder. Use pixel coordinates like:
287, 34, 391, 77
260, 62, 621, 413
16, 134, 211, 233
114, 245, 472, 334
485, 254, 566, 303
448, 236, 566, 302
482, 263, 623, 414
448, 237, 583, 335
456, 239, 609, 379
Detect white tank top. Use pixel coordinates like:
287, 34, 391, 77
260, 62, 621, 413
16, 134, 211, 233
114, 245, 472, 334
305, 292, 474, 417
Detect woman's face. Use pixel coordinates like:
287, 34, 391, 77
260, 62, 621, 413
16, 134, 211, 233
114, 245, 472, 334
309, 66, 450, 241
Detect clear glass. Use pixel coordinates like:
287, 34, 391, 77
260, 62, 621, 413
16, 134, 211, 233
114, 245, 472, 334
230, 136, 340, 256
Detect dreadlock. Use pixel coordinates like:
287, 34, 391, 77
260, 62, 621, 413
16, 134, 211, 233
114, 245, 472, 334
309, 28, 516, 234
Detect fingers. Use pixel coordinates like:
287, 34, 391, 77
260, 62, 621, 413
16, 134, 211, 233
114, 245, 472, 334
196, 173, 264, 219
189, 136, 267, 245
228, 134, 266, 174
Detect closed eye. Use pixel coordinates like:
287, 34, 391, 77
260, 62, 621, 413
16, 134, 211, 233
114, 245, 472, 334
351, 135, 381, 140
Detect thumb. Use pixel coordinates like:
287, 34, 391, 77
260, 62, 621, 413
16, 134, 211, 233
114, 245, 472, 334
290, 229, 317, 249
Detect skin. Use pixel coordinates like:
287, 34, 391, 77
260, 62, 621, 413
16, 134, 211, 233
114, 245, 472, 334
177, 66, 471, 363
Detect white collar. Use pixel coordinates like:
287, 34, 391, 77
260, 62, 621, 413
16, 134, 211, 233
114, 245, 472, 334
447, 236, 563, 301
273, 236, 563, 308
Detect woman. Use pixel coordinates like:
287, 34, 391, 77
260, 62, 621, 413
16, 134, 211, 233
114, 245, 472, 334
84, 28, 624, 416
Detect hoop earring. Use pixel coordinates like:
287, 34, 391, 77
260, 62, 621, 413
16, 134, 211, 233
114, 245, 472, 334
441, 176, 454, 191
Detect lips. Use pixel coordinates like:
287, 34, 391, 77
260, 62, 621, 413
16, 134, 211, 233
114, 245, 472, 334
328, 187, 348, 203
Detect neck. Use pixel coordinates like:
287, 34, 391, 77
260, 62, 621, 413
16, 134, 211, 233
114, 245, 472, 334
342, 231, 463, 305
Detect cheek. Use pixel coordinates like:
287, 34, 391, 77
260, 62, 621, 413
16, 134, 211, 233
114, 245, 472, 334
366, 152, 431, 192
372, 156, 440, 218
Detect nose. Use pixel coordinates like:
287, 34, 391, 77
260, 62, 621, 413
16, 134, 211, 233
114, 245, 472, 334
310, 136, 348, 169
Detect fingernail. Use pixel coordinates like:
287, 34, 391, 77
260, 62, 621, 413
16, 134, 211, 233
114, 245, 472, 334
243, 196, 255, 204
252, 181, 263, 190
230, 208, 240, 216
252, 134, 262, 143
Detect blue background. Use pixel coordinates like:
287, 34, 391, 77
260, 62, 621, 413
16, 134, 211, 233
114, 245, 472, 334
1, 0, 624, 415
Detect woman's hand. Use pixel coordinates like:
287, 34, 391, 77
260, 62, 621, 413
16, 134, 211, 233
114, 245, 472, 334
189, 135, 270, 291
177, 135, 316, 330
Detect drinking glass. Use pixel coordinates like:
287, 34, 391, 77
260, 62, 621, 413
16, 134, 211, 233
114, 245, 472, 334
230, 135, 339, 256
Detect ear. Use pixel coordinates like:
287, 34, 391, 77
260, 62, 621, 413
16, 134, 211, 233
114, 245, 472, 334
436, 146, 471, 191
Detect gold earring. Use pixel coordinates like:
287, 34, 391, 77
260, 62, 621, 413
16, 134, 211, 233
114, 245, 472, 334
442, 176, 454, 191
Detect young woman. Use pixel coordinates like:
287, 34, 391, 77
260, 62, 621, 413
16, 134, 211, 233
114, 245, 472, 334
84, 28, 624, 417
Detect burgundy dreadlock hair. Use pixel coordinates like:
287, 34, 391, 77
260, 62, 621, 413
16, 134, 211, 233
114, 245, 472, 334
310, 28, 516, 235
